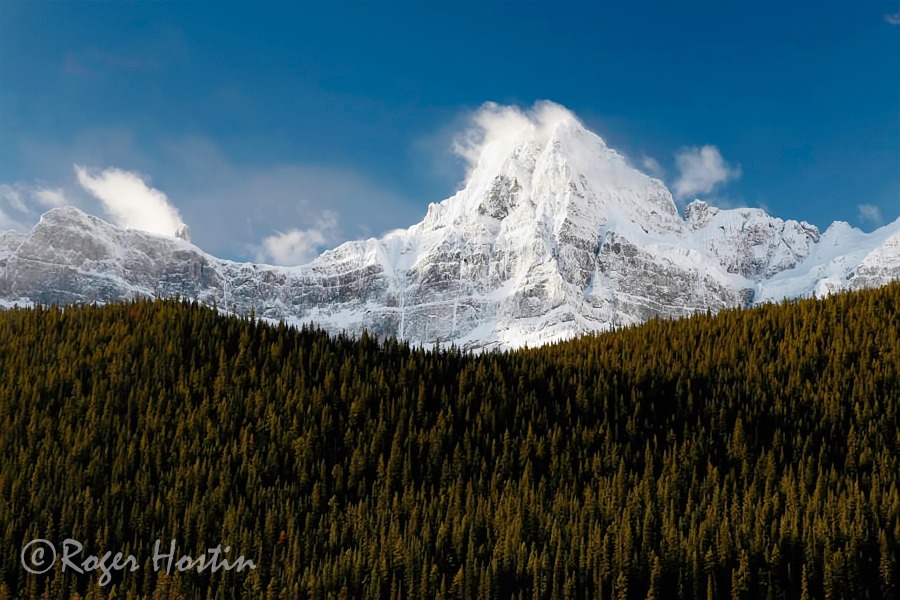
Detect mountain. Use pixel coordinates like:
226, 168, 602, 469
1, 113, 898, 349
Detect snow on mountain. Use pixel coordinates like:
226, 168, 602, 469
1, 104, 897, 350
0, 231, 26, 266
683, 201, 821, 280
755, 218, 900, 302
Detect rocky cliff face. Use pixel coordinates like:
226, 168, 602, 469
1, 115, 898, 350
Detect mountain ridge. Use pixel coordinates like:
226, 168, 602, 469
1, 111, 898, 349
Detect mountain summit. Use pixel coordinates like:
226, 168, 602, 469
2, 106, 898, 349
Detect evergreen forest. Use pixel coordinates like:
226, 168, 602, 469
0, 283, 897, 599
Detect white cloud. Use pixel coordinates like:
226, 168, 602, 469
15, 132, 418, 261
0, 183, 68, 213
74, 165, 187, 238
885, 10, 900, 25
857, 203, 883, 226
641, 155, 664, 177
254, 211, 338, 266
34, 187, 68, 207
154, 136, 418, 259
258, 229, 325, 266
0, 183, 69, 231
452, 100, 582, 180
672, 145, 741, 201
0, 184, 29, 214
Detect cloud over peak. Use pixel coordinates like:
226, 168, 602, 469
640, 155, 664, 177
74, 165, 188, 238
453, 101, 584, 180
672, 145, 741, 201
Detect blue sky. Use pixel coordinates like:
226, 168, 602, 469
1, 1, 898, 264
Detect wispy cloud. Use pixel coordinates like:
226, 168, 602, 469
0, 189, 27, 230
672, 145, 741, 202
63, 50, 161, 80
34, 187, 68, 208
62, 35, 174, 81
153, 136, 418, 260
254, 211, 339, 266
857, 203, 883, 226
0, 184, 28, 214
641, 155, 664, 177
885, 9, 900, 25
75, 165, 188, 238
452, 100, 581, 181
90, 51, 160, 71
63, 52, 96, 79
13, 130, 420, 262
0, 183, 69, 231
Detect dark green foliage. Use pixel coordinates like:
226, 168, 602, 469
0, 283, 897, 599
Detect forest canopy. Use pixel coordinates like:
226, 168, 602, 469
0, 283, 897, 599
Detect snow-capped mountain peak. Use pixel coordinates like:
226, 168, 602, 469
448, 106, 681, 240
1, 107, 897, 349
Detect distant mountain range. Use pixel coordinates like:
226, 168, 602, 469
2, 114, 898, 350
